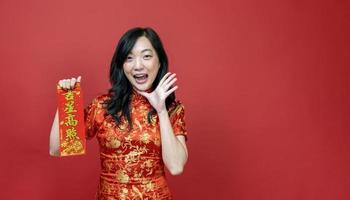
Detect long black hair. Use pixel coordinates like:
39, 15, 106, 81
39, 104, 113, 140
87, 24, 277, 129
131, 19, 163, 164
104, 27, 176, 131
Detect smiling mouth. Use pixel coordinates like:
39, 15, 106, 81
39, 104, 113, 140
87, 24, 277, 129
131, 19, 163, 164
133, 74, 148, 84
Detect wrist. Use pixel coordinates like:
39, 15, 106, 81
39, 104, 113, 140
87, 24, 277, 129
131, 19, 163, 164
157, 109, 168, 116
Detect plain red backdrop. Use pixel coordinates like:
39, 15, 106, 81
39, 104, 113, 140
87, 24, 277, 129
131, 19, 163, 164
0, 0, 349, 199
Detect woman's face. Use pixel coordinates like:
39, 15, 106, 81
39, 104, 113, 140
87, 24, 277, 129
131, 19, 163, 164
123, 36, 160, 92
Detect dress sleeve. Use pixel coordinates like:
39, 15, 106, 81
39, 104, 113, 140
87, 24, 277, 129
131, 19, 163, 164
84, 98, 99, 140
170, 102, 188, 141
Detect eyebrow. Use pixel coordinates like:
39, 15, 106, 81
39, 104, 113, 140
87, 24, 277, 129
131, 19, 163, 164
141, 49, 153, 53
129, 49, 153, 55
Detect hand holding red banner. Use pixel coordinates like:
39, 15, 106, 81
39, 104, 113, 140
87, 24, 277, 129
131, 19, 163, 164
56, 77, 86, 156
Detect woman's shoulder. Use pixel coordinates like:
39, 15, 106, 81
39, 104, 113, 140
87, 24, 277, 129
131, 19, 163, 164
95, 93, 112, 101
89, 93, 112, 107
170, 99, 185, 108
169, 99, 185, 116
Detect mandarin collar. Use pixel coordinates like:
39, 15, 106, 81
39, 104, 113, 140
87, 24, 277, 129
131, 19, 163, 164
131, 88, 153, 104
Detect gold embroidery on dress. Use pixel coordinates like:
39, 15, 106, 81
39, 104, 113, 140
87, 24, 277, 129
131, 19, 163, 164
116, 170, 130, 184
85, 94, 186, 199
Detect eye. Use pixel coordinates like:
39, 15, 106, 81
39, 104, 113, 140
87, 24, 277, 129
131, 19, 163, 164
143, 55, 152, 60
126, 55, 134, 62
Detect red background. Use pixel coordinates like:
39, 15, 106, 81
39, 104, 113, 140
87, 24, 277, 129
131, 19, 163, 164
0, 0, 349, 199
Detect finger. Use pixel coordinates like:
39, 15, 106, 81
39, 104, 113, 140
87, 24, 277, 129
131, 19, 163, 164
164, 77, 177, 91
70, 78, 77, 89
58, 80, 63, 88
162, 74, 176, 88
164, 85, 178, 97
67, 79, 72, 89
158, 72, 171, 87
77, 76, 81, 83
64, 79, 70, 89
61, 79, 67, 89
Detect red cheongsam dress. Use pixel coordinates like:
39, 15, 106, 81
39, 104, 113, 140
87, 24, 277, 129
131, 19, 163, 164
84, 89, 187, 200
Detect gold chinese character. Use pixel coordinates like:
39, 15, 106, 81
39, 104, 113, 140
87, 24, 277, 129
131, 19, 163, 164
65, 113, 78, 126
65, 91, 74, 101
66, 127, 77, 140
64, 100, 77, 114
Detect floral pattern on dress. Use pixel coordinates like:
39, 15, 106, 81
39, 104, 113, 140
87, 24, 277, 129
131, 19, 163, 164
84, 89, 187, 200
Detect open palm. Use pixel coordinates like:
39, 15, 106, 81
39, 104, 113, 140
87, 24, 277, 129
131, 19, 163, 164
136, 72, 178, 113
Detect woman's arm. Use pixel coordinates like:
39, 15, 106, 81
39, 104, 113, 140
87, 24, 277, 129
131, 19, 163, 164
135, 72, 188, 175
158, 110, 188, 175
49, 109, 60, 156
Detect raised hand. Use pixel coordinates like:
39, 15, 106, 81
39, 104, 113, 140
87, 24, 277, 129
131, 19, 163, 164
136, 72, 178, 114
58, 76, 81, 90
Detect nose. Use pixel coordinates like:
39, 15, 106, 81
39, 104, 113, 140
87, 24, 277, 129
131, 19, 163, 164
133, 57, 144, 71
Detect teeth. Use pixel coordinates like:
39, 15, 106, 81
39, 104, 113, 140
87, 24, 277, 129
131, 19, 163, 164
134, 74, 147, 78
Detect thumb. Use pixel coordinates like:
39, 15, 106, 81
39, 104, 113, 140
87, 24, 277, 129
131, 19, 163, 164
77, 76, 82, 82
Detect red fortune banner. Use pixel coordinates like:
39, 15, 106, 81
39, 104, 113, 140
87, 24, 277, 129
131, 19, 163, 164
56, 82, 86, 156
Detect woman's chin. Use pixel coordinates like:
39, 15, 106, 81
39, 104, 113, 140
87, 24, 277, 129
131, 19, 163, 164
133, 84, 151, 92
